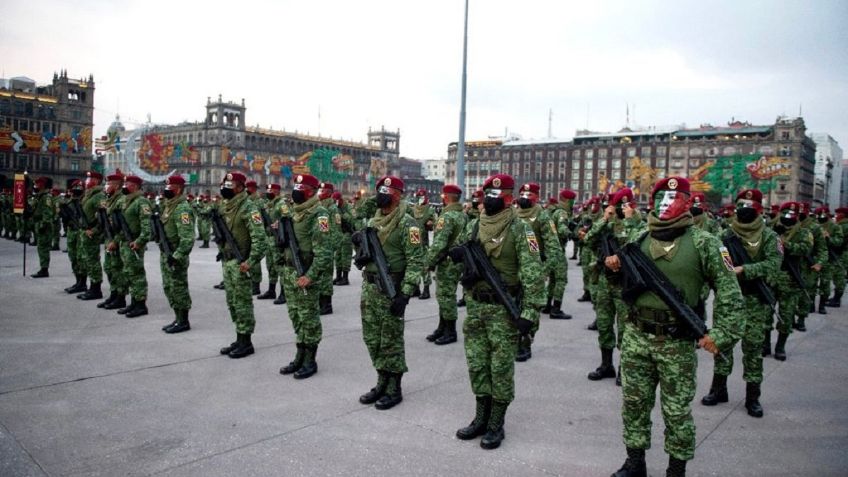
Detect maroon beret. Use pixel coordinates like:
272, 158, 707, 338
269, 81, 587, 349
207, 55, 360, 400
482, 174, 514, 191
266, 183, 282, 193
736, 189, 763, 203
293, 174, 320, 189
223, 172, 246, 185
518, 182, 540, 195
86, 171, 103, 181
651, 177, 690, 197
814, 206, 830, 215
442, 184, 462, 195
245, 180, 257, 189
780, 201, 800, 212
165, 175, 186, 186
415, 188, 427, 196
124, 175, 143, 186
559, 189, 577, 200
320, 182, 334, 191
610, 188, 634, 206
471, 189, 484, 200
376, 175, 404, 192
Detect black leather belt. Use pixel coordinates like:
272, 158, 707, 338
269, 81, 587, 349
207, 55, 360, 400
471, 285, 520, 304
363, 271, 404, 287
628, 308, 683, 338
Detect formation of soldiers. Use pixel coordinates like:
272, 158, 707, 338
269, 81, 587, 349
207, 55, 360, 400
5, 168, 848, 477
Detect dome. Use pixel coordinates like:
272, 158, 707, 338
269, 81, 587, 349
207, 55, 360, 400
107, 114, 126, 135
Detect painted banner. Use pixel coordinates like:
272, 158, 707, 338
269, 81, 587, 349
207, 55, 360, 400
13, 173, 26, 214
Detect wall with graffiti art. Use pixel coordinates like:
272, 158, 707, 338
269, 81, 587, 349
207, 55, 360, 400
221, 147, 357, 184
0, 126, 92, 155
136, 134, 200, 174
689, 154, 791, 196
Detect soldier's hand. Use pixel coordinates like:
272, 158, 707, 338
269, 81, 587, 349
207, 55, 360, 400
129, 241, 140, 251
812, 264, 822, 272
623, 203, 635, 218
239, 261, 250, 273
106, 241, 118, 252
604, 255, 621, 272
85, 229, 94, 238
603, 205, 616, 221
296, 276, 311, 288
271, 221, 279, 230
733, 265, 744, 276
698, 335, 719, 354
389, 294, 409, 317
167, 255, 178, 268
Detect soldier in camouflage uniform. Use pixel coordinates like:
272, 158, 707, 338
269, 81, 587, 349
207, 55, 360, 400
812, 206, 843, 316
277, 174, 333, 379
548, 189, 579, 319
63, 181, 87, 293
317, 182, 341, 314
577, 197, 601, 305
332, 191, 354, 286
513, 182, 564, 361
826, 207, 848, 307
115, 175, 152, 318
197, 195, 211, 248
425, 184, 467, 345
456, 189, 484, 308
608, 177, 743, 477
243, 181, 264, 296
51, 187, 61, 250
29, 177, 55, 278
216, 172, 267, 358
411, 188, 436, 299
453, 174, 544, 450
98, 172, 127, 309
270, 194, 291, 305
257, 184, 284, 301
584, 189, 644, 384
76, 171, 107, 301
158, 175, 195, 333
356, 176, 424, 410
798, 202, 826, 320
701, 189, 781, 418
690, 192, 720, 235
352, 191, 377, 232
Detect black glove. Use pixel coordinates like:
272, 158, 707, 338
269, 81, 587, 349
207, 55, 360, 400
389, 293, 409, 317
516, 318, 534, 336
167, 254, 178, 268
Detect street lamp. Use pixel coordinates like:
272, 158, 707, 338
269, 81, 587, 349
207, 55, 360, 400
456, 0, 469, 192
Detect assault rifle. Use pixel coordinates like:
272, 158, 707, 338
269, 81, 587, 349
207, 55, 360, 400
58, 203, 78, 230
723, 235, 776, 307
277, 216, 306, 277
352, 227, 397, 300
782, 256, 811, 302
210, 209, 249, 278
151, 209, 175, 269
597, 230, 622, 283
259, 207, 273, 235
448, 238, 521, 324
149, 205, 160, 244
113, 209, 140, 259
97, 207, 115, 244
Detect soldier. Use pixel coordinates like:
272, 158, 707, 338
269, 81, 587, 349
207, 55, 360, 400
50, 187, 61, 251
690, 192, 720, 235
798, 202, 826, 320
216, 172, 267, 357
197, 195, 211, 248
244, 180, 264, 296
63, 181, 87, 293
29, 176, 55, 278
425, 184, 467, 345
457, 189, 484, 309
356, 176, 424, 410
766, 202, 814, 361
157, 175, 195, 333
826, 207, 848, 307
546, 188, 578, 320
577, 197, 601, 305
332, 191, 354, 286
352, 191, 377, 232
317, 182, 341, 314
453, 173, 544, 449
270, 193, 291, 306
257, 184, 284, 301
98, 172, 127, 310
608, 177, 743, 477
411, 188, 436, 299
115, 175, 152, 318
76, 171, 107, 301
812, 206, 843, 316
584, 188, 643, 384
513, 182, 565, 361
766, 204, 780, 226
701, 189, 781, 418
277, 174, 333, 378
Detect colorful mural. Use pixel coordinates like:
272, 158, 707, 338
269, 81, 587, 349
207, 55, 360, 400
0, 126, 92, 155
691, 154, 791, 195
135, 134, 199, 174
627, 157, 659, 197
221, 146, 355, 184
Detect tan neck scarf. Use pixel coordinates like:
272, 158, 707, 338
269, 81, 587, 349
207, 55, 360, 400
478, 207, 514, 257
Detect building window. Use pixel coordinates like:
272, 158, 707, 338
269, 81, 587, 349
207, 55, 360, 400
627, 147, 637, 158
613, 148, 622, 158
598, 159, 607, 169
641, 147, 651, 156
584, 180, 592, 191
523, 162, 530, 176
547, 162, 554, 173
672, 160, 683, 169
585, 160, 594, 170
598, 149, 608, 159
585, 149, 594, 159
572, 161, 580, 171
655, 158, 666, 168
612, 159, 621, 170
571, 180, 580, 190
781, 131, 790, 140
656, 146, 666, 156
612, 170, 622, 180
71, 160, 80, 171
574, 150, 581, 160
559, 150, 567, 160
672, 147, 685, 158
559, 161, 566, 173
780, 146, 792, 156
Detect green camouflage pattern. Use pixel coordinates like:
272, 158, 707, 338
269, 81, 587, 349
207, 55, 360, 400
427, 203, 467, 323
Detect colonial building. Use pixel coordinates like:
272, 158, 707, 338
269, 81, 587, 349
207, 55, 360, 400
810, 133, 843, 206
0, 70, 95, 187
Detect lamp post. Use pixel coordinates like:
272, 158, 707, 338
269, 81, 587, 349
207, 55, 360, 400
455, 0, 469, 193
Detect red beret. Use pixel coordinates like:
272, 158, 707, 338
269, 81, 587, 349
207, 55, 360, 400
651, 177, 690, 197
106, 172, 124, 182
415, 188, 427, 196
166, 175, 186, 186
835, 207, 848, 215
814, 206, 830, 215
780, 201, 800, 212
376, 175, 404, 192
518, 182, 540, 195
471, 189, 484, 199
770, 204, 780, 212
800, 202, 811, 214
187, 194, 195, 200
691, 192, 706, 203
245, 180, 257, 189
70, 179, 83, 188
222, 172, 246, 185
35, 176, 51, 187
547, 197, 557, 205
86, 171, 103, 181
559, 189, 577, 200
320, 182, 335, 191
442, 184, 462, 195
482, 174, 514, 191
736, 189, 763, 203
610, 188, 634, 206
332, 191, 342, 200
266, 183, 282, 193
125, 175, 143, 186
293, 174, 320, 189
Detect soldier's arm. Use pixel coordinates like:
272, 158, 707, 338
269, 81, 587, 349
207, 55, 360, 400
400, 218, 425, 297
173, 206, 195, 259
784, 230, 813, 257
136, 200, 152, 246
583, 215, 610, 246
245, 205, 267, 267
540, 215, 564, 262
813, 228, 828, 264
740, 229, 782, 280
307, 212, 334, 282
426, 216, 455, 268
829, 224, 844, 248
516, 221, 545, 322
698, 232, 745, 350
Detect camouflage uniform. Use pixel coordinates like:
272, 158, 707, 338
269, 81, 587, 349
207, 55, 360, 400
352, 195, 377, 231
816, 218, 844, 306
101, 192, 127, 302
411, 202, 436, 292
770, 218, 814, 357
318, 196, 342, 311
158, 194, 195, 316
829, 215, 848, 304
425, 201, 467, 344
548, 199, 575, 306
247, 193, 264, 294
51, 193, 61, 250
77, 184, 107, 298
63, 191, 85, 291
334, 200, 354, 282
258, 193, 283, 298
119, 190, 152, 308
197, 199, 211, 246
800, 216, 827, 317
31, 188, 55, 273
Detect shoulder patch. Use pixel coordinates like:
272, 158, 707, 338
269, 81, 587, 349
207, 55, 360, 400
334, 213, 341, 225
549, 221, 557, 235
409, 226, 421, 245
526, 230, 539, 253
251, 211, 263, 225
776, 238, 784, 256
180, 212, 191, 225
280, 204, 290, 215
100, 200, 107, 208
718, 246, 734, 272
141, 205, 151, 215
436, 217, 445, 231
318, 216, 330, 232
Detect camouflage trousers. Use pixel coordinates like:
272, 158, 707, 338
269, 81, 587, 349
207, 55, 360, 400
224, 259, 255, 334
715, 296, 769, 383
104, 248, 126, 294
281, 266, 322, 345
160, 253, 191, 311
799, 268, 817, 317
773, 279, 799, 335
594, 275, 627, 350
360, 281, 407, 374
35, 225, 52, 269
197, 218, 211, 241
120, 244, 147, 300
52, 220, 61, 249
67, 230, 81, 276
335, 233, 353, 273
835, 253, 847, 296
419, 244, 432, 287
464, 297, 520, 403
546, 252, 567, 302
817, 260, 838, 297
78, 234, 103, 283
250, 255, 263, 288
265, 237, 280, 286
435, 262, 462, 322
620, 322, 697, 461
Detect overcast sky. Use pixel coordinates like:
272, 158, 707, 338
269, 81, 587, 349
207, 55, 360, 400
2, 0, 847, 159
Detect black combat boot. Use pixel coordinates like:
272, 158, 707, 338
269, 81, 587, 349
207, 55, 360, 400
818, 295, 828, 315
542, 298, 552, 314
359, 370, 388, 404
77, 282, 103, 300
280, 344, 305, 375
213, 281, 225, 290
162, 310, 179, 332
165, 310, 190, 333
228, 333, 255, 359
794, 316, 807, 332
220, 335, 239, 355
774, 333, 788, 361
456, 395, 492, 440
319, 295, 333, 315
577, 290, 592, 302
701, 374, 728, 406
515, 334, 533, 362
411, 286, 420, 297
97, 291, 118, 308
257, 284, 277, 300
666, 456, 687, 477
375, 373, 403, 410
199, 240, 209, 248
588, 348, 616, 380
826, 291, 843, 307
294, 345, 318, 379
457, 296, 466, 307
104, 294, 127, 310
745, 381, 764, 418
808, 302, 815, 314
611, 447, 647, 477
30, 268, 49, 278
125, 299, 148, 318
251, 282, 261, 296
480, 400, 508, 449
273, 284, 287, 305
419, 285, 430, 300
549, 300, 572, 319
435, 319, 458, 345
118, 298, 137, 315
762, 332, 772, 357
426, 317, 445, 342
616, 366, 622, 386
336, 271, 349, 286
65, 275, 86, 293
332, 270, 341, 285
588, 319, 598, 331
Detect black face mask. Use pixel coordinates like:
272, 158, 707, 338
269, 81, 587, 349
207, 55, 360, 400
483, 196, 505, 216
266, 193, 275, 200
72, 189, 83, 197
799, 213, 807, 222
121, 187, 130, 195
780, 216, 797, 228
163, 189, 176, 199
689, 206, 704, 217
736, 207, 758, 224
517, 198, 533, 209
291, 190, 307, 204
220, 188, 235, 200
471, 200, 480, 209
375, 192, 393, 208
818, 216, 829, 224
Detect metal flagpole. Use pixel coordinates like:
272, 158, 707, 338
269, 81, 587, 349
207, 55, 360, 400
456, 0, 469, 193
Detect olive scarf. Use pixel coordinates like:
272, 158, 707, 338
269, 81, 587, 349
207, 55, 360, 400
729, 216, 765, 257
372, 200, 407, 243
479, 206, 514, 257
293, 194, 320, 222
646, 211, 694, 260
